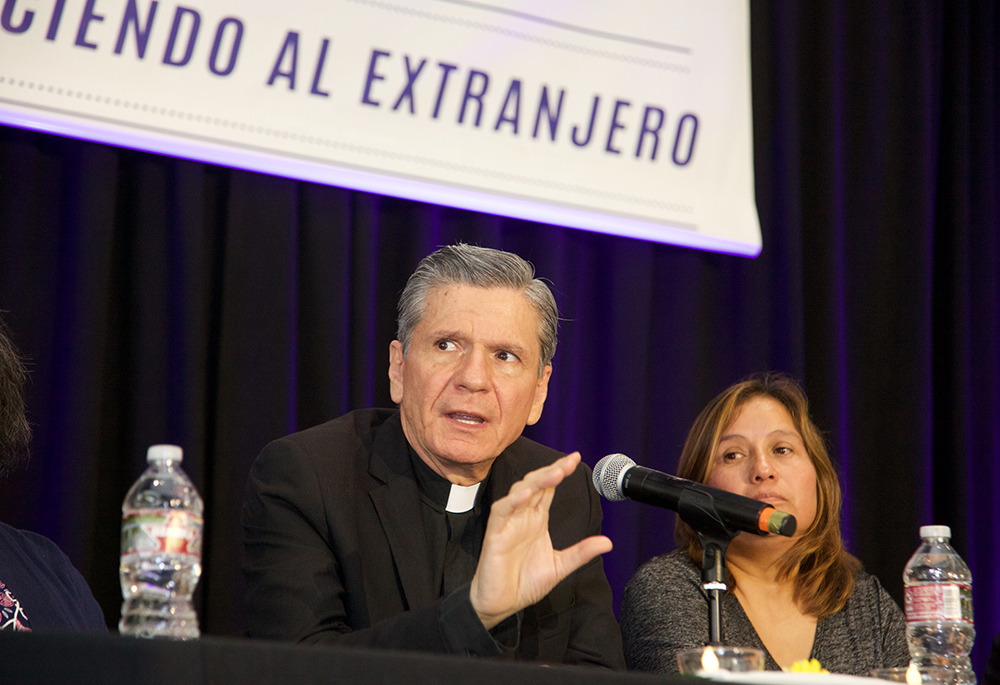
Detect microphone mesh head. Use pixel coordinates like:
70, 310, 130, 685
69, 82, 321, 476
592, 453, 636, 501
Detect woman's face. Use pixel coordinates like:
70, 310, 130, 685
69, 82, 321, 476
705, 395, 818, 535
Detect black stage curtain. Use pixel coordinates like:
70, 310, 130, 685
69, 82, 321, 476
1, 0, 997, 674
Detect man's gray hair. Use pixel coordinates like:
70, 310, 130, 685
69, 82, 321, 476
397, 244, 558, 375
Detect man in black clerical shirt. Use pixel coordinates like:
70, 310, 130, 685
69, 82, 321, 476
242, 244, 624, 667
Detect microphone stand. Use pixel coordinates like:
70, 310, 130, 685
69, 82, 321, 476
677, 488, 741, 645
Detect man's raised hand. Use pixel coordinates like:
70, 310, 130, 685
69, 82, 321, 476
469, 452, 613, 630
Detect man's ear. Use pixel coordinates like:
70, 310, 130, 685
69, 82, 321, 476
526, 364, 552, 425
388, 340, 405, 404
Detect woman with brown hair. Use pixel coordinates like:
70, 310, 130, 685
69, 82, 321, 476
620, 373, 908, 675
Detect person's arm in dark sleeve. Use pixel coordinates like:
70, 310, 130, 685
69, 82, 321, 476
242, 438, 500, 655
984, 631, 1000, 685
560, 464, 625, 668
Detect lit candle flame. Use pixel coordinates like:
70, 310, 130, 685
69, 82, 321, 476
701, 647, 721, 672
905, 663, 921, 685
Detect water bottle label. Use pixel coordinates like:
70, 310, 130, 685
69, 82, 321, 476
904, 583, 973, 623
121, 510, 203, 559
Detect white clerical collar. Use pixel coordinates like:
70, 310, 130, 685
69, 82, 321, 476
445, 482, 481, 513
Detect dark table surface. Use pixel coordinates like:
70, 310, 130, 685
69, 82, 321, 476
0, 630, 681, 685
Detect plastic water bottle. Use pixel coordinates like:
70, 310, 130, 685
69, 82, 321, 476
119, 444, 204, 639
903, 525, 975, 685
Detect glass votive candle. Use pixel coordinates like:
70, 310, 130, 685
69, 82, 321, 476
871, 664, 956, 685
678, 646, 765, 675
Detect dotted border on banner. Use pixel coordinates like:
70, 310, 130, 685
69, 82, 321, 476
344, 0, 691, 74
0, 76, 694, 215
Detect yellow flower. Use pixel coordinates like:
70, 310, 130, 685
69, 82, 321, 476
787, 659, 829, 673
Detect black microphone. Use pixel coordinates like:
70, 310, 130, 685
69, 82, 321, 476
592, 453, 796, 537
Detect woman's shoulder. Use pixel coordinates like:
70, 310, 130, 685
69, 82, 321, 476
628, 548, 700, 587
842, 567, 905, 626
849, 568, 895, 602
0, 521, 73, 566
621, 548, 707, 636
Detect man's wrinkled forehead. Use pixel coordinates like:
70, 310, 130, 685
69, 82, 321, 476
417, 284, 541, 347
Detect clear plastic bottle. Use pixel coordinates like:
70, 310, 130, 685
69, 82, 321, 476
903, 525, 976, 685
119, 444, 204, 639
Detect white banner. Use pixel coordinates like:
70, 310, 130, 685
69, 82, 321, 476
0, 0, 761, 255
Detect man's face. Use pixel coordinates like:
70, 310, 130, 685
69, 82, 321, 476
388, 284, 552, 485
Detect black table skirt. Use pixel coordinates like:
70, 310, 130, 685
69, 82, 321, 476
0, 631, 681, 685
